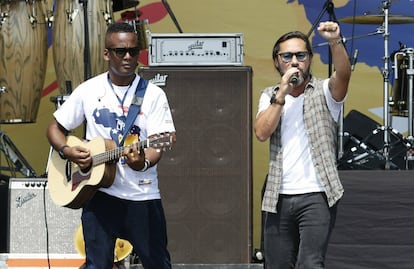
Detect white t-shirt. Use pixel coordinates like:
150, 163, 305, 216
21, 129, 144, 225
54, 72, 176, 201
257, 79, 343, 194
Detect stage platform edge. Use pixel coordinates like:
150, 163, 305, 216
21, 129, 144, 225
0, 253, 263, 269
131, 265, 263, 269
0, 253, 84, 268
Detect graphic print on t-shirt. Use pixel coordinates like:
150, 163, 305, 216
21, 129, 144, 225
92, 107, 141, 146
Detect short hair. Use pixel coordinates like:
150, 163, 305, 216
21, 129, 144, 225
105, 22, 137, 46
272, 31, 313, 60
106, 22, 136, 34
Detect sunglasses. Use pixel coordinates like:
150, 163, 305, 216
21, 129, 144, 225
107, 47, 140, 57
277, 51, 309, 63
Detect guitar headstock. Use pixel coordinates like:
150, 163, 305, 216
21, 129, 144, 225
148, 132, 175, 151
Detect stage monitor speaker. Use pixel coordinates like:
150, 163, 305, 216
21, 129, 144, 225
8, 178, 81, 254
139, 66, 253, 264
339, 110, 407, 170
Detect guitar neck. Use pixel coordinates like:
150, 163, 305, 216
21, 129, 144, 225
92, 140, 147, 166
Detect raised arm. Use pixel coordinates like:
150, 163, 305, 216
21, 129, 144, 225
318, 21, 351, 101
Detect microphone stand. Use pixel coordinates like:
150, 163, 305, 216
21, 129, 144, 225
79, 0, 91, 81
161, 0, 183, 33
325, 3, 349, 161
79, 0, 91, 139
313, 30, 382, 48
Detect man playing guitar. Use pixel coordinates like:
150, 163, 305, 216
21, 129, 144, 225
46, 22, 175, 269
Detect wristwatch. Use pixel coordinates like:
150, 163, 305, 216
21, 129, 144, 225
58, 145, 69, 160
270, 92, 285, 106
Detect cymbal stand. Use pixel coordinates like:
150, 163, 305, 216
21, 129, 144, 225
379, 0, 393, 169
373, 1, 412, 169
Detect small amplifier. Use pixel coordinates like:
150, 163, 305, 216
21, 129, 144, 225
8, 178, 81, 254
148, 33, 244, 66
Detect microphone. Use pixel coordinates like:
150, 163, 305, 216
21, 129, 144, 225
290, 75, 298, 85
290, 73, 301, 86
350, 49, 359, 71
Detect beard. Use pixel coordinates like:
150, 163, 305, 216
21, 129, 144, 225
279, 67, 311, 86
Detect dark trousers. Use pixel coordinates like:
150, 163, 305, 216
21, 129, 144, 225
82, 191, 171, 269
263, 192, 337, 269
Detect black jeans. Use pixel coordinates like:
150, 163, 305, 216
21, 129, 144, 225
263, 192, 337, 269
82, 191, 171, 269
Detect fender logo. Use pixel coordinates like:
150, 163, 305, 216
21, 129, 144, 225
15, 192, 37, 208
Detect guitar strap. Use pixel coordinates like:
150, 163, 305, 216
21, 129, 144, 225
119, 77, 149, 146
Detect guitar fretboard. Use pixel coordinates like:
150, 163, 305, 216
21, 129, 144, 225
91, 140, 148, 166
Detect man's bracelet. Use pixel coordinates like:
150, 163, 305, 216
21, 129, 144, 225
139, 158, 151, 172
328, 38, 343, 46
58, 144, 69, 160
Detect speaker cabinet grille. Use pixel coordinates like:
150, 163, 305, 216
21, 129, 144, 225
8, 178, 81, 254
139, 66, 253, 264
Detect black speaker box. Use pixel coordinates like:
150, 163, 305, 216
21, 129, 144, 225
339, 110, 407, 170
139, 66, 253, 264
7, 178, 81, 254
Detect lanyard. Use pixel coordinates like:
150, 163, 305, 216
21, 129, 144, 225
107, 73, 136, 114
119, 77, 148, 146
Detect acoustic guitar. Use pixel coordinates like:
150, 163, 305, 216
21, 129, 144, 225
47, 133, 174, 209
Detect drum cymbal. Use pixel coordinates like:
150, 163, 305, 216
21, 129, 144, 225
339, 14, 414, 24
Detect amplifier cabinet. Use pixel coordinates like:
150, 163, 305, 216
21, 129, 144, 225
8, 178, 81, 254
139, 67, 253, 263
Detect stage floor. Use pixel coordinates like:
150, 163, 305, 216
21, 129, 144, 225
326, 170, 414, 269
2, 170, 414, 268
0, 254, 263, 269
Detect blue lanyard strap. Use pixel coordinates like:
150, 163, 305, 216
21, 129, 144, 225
119, 76, 149, 146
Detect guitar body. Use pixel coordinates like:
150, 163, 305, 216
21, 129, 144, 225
47, 132, 174, 209
48, 136, 116, 209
